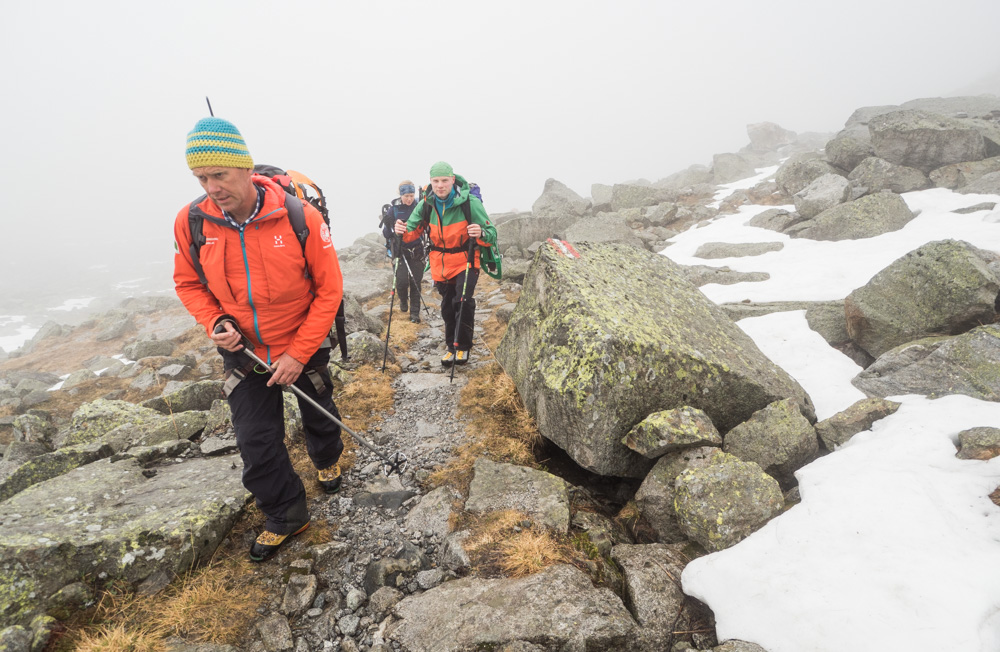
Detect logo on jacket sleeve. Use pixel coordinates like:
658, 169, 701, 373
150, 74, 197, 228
320, 223, 332, 244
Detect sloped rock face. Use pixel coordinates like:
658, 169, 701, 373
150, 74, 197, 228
787, 191, 916, 241
0, 455, 247, 627
825, 125, 874, 172
496, 241, 814, 477
465, 458, 570, 533
775, 155, 843, 197
793, 173, 850, 219
869, 110, 988, 173
815, 397, 901, 450
930, 156, 1000, 189
611, 542, 693, 652
532, 178, 591, 219
845, 239, 1000, 358
852, 325, 1000, 401
387, 564, 638, 650
847, 156, 930, 195
622, 406, 722, 458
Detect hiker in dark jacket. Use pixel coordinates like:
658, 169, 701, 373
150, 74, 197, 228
382, 180, 425, 323
395, 161, 497, 366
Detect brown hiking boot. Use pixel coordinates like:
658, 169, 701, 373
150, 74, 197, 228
318, 462, 342, 494
248, 521, 310, 562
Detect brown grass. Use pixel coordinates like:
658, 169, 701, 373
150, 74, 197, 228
426, 362, 541, 493
460, 510, 570, 578
58, 553, 267, 651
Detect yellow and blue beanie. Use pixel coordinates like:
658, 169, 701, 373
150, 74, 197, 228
185, 117, 254, 169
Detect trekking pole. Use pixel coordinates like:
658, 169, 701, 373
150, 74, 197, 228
450, 236, 478, 384
382, 237, 401, 374
214, 321, 407, 476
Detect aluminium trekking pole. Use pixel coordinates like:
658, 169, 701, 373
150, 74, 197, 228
382, 236, 402, 373
449, 236, 478, 384
214, 321, 407, 476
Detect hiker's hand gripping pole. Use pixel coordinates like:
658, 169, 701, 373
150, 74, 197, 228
214, 320, 408, 476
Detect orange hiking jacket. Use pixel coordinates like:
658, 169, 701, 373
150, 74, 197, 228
173, 175, 343, 365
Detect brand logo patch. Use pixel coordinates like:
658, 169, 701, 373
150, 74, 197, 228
320, 223, 332, 244
274, 235, 285, 248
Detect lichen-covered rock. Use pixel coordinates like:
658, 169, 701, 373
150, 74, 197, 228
634, 447, 719, 543
0, 441, 114, 502
722, 398, 819, 488
825, 125, 874, 173
870, 110, 988, 173
0, 455, 248, 627
929, 156, 1000, 190
852, 325, 1000, 401
623, 407, 722, 459
123, 338, 175, 360
693, 242, 784, 259
787, 192, 916, 241
673, 450, 783, 552
345, 331, 394, 366
956, 427, 1000, 460
142, 380, 224, 414
496, 241, 814, 478
844, 239, 1000, 358
815, 397, 902, 450
53, 399, 165, 449
465, 458, 570, 533
610, 183, 678, 212
387, 564, 637, 650
11, 414, 56, 448
611, 542, 694, 652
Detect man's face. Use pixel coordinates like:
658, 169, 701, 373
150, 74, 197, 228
430, 175, 455, 199
400, 193, 415, 206
192, 166, 255, 215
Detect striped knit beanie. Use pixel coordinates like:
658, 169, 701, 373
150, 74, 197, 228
185, 117, 254, 169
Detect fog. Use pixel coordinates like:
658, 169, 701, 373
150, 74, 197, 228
2, 0, 999, 319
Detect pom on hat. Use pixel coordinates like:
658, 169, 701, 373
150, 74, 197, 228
429, 161, 454, 178
186, 117, 254, 169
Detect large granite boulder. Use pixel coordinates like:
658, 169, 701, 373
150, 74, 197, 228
0, 455, 247, 627
929, 156, 1000, 190
496, 241, 814, 477
495, 213, 580, 254
465, 459, 570, 533
610, 183, 678, 211
869, 110, 989, 173
825, 125, 874, 173
611, 543, 695, 652
815, 397, 902, 450
852, 325, 1000, 401
844, 240, 1000, 358
793, 173, 850, 219
775, 155, 843, 197
746, 122, 797, 153
712, 153, 757, 184
634, 446, 719, 543
673, 449, 784, 552
847, 157, 930, 195
387, 564, 638, 650
722, 398, 819, 488
622, 406, 722, 459
787, 191, 916, 241
531, 178, 591, 219
564, 214, 645, 249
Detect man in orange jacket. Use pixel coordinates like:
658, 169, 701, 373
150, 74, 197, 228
173, 116, 345, 562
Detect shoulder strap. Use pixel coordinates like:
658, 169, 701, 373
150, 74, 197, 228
284, 195, 309, 253
187, 196, 210, 285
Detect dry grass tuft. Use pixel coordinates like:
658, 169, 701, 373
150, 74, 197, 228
61, 555, 267, 650
459, 510, 574, 579
427, 362, 541, 492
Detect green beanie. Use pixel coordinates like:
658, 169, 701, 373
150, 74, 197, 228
429, 161, 454, 177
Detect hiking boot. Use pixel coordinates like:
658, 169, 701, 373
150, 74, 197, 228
410, 314, 421, 324
317, 462, 342, 494
399, 301, 408, 313
441, 351, 456, 367
456, 350, 470, 365
249, 521, 310, 562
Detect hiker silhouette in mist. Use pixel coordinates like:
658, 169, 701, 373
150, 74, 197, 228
172, 116, 345, 562
394, 161, 497, 367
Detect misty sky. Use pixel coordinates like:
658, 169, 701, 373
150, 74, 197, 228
2, 0, 1000, 303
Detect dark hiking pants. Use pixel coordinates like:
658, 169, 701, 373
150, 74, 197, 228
437, 267, 479, 352
394, 253, 424, 318
223, 347, 343, 535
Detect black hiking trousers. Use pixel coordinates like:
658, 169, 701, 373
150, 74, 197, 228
437, 267, 479, 352
223, 347, 343, 535
394, 252, 424, 317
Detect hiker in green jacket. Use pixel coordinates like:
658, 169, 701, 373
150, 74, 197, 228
395, 161, 497, 367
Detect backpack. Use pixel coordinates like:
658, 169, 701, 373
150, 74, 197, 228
419, 182, 501, 279
186, 164, 348, 358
